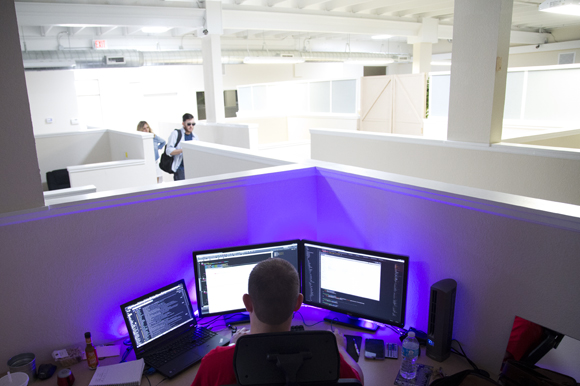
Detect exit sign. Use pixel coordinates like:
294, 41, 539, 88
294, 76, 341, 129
93, 40, 107, 49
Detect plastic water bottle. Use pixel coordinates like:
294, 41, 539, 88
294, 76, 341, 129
400, 331, 420, 379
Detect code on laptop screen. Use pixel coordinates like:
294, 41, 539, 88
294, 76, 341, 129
123, 283, 194, 348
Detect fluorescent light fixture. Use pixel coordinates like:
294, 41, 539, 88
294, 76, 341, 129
539, 0, 580, 15
431, 61, 452, 66
344, 58, 394, 65
23, 60, 76, 69
243, 56, 305, 64
371, 35, 393, 40
142, 27, 171, 34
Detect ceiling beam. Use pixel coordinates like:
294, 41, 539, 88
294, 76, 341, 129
124, 27, 142, 35
69, 26, 86, 35
15, 2, 205, 29
97, 26, 118, 36
324, 0, 373, 11
40, 25, 54, 36
297, 0, 329, 9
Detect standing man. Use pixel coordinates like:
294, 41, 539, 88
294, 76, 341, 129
191, 258, 363, 386
166, 113, 199, 181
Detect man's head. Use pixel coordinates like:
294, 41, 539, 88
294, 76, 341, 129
244, 258, 302, 326
182, 113, 195, 134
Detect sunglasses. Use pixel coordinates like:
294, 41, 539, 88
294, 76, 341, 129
186, 122, 196, 126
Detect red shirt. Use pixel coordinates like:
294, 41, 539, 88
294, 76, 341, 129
191, 345, 361, 386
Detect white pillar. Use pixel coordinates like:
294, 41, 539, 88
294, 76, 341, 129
201, 0, 225, 123
447, 0, 513, 144
408, 18, 438, 74
0, 1, 45, 214
412, 43, 432, 74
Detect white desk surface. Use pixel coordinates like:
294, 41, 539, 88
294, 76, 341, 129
32, 312, 472, 386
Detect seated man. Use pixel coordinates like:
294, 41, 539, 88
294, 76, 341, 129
191, 258, 363, 386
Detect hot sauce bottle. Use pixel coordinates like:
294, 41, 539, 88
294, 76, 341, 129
85, 332, 99, 370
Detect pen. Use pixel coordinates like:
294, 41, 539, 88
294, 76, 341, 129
353, 338, 360, 356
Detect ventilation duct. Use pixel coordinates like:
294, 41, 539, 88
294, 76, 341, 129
21, 49, 407, 70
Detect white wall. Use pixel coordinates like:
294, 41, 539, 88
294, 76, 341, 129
310, 129, 580, 206
25, 70, 81, 134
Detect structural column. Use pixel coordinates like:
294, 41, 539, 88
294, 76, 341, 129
201, 0, 225, 123
408, 18, 438, 74
447, 0, 513, 144
0, 1, 45, 214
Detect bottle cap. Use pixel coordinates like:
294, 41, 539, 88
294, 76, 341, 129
408, 331, 415, 337
84, 332, 91, 338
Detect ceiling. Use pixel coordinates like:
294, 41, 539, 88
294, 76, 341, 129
13, 0, 580, 56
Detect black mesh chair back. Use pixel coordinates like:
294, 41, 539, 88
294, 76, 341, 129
232, 331, 361, 386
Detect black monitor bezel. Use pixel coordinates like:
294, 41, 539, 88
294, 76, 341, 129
300, 240, 409, 329
192, 239, 302, 319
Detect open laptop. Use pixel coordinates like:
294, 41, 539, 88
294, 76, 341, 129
120, 279, 229, 378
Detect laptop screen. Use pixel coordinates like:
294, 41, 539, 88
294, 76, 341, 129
121, 280, 195, 349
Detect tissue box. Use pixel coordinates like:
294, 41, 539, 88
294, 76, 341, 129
51, 347, 82, 367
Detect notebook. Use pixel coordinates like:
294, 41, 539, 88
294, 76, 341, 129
120, 279, 229, 378
89, 358, 145, 386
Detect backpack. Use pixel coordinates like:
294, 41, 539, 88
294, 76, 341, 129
159, 129, 182, 174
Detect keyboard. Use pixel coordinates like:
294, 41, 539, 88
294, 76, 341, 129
145, 328, 217, 368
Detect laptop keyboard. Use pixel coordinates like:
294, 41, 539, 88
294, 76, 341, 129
145, 327, 218, 369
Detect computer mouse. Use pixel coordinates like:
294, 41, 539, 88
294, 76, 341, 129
37, 363, 57, 380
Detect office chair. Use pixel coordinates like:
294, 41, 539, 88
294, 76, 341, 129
231, 331, 362, 386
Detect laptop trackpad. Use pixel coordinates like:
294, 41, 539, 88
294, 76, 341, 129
160, 351, 202, 378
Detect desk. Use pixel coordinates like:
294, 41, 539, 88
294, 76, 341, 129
32, 312, 471, 386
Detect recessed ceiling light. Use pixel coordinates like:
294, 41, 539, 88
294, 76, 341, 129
142, 27, 171, 34
371, 35, 393, 40
539, 0, 580, 16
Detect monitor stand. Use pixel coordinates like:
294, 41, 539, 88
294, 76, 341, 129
324, 312, 379, 332
224, 312, 250, 325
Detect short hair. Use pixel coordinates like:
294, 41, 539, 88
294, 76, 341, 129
248, 258, 300, 325
182, 113, 194, 122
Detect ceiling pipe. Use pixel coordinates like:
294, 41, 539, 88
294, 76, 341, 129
21, 49, 406, 70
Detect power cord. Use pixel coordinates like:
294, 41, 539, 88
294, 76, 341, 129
450, 339, 489, 377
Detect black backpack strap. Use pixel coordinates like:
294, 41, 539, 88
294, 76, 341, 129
175, 129, 182, 147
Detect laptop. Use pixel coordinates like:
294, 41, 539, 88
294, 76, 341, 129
120, 279, 229, 378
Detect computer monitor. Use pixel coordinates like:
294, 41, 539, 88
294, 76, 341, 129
302, 240, 408, 332
193, 240, 301, 324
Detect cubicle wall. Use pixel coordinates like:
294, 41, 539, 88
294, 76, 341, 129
311, 128, 580, 206
0, 165, 578, 377
35, 129, 157, 192
181, 141, 292, 179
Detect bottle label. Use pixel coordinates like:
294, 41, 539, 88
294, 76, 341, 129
402, 346, 418, 358
87, 351, 98, 368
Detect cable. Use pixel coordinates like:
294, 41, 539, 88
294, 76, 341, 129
450, 339, 482, 373
143, 373, 152, 386
294, 311, 327, 328
119, 345, 134, 363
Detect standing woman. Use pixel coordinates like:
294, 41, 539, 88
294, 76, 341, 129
137, 121, 166, 183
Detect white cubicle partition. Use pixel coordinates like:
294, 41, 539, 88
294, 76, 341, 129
310, 128, 580, 206
35, 129, 157, 192
181, 140, 292, 179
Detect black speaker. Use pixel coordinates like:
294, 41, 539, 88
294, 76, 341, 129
426, 278, 457, 362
